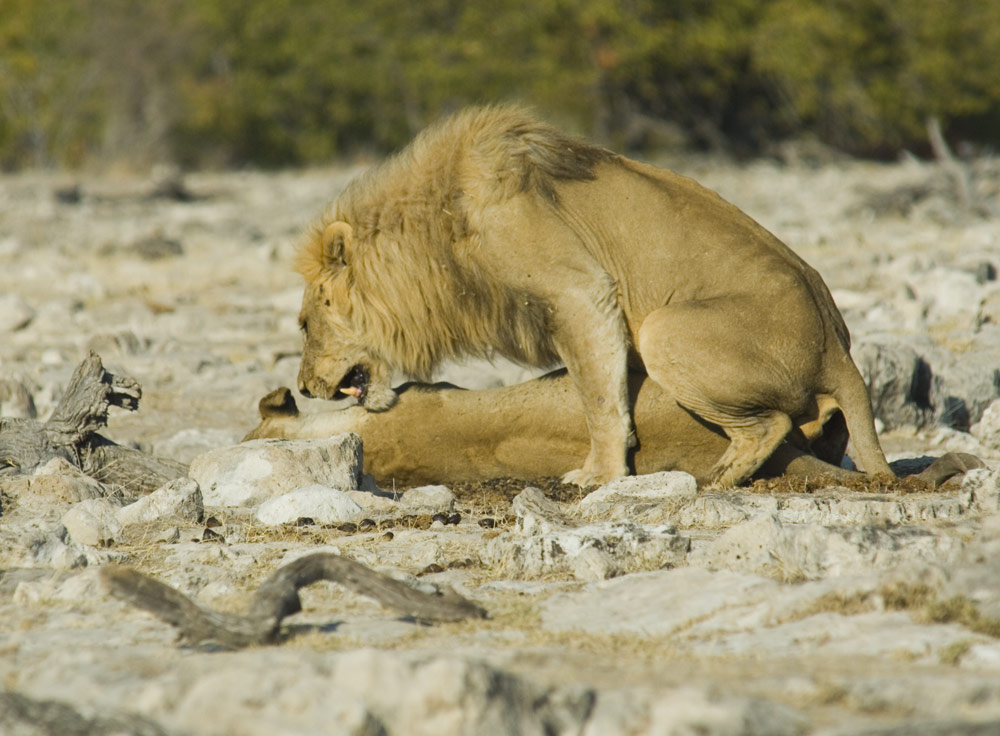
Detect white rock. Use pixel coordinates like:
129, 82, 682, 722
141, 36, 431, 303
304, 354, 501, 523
919, 268, 983, 326
61, 498, 123, 546
117, 478, 203, 525
512, 486, 569, 534
347, 489, 397, 513
542, 567, 779, 636
962, 467, 1000, 514
254, 485, 363, 525
690, 513, 965, 580
0, 293, 34, 331
960, 642, 1000, 670
27, 457, 106, 503
577, 471, 697, 509
399, 484, 455, 512
569, 546, 619, 582
971, 398, 1000, 451
585, 686, 805, 736
484, 488, 689, 578
189, 435, 362, 507
22, 526, 122, 568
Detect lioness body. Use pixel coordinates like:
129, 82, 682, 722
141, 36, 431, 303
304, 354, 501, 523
296, 106, 890, 486
248, 371, 851, 485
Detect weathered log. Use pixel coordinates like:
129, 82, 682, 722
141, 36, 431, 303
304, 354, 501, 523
102, 552, 487, 648
0, 352, 186, 493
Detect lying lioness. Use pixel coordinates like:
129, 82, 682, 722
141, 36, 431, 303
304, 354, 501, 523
246, 371, 976, 488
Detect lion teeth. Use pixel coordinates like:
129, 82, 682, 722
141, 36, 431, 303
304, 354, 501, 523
339, 386, 362, 397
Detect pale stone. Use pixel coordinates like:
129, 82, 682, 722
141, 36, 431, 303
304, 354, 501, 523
61, 498, 123, 546
117, 478, 203, 525
484, 488, 689, 578
690, 512, 966, 580
25, 457, 106, 503
542, 567, 779, 636
399, 485, 455, 512
971, 398, 1000, 451
254, 485, 363, 526
962, 467, 1000, 514
575, 471, 698, 520
0, 293, 34, 331
347, 489, 397, 513
189, 435, 362, 507
570, 546, 619, 582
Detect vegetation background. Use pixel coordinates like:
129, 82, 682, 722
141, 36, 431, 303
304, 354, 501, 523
2, 0, 999, 170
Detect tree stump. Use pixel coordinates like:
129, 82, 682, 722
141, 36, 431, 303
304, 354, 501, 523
0, 351, 186, 494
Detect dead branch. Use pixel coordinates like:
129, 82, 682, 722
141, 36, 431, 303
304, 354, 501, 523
926, 116, 972, 213
0, 351, 185, 493
102, 552, 487, 648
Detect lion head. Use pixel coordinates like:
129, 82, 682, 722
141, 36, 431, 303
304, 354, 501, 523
295, 221, 398, 411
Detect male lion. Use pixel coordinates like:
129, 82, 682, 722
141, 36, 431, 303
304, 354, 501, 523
245, 372, 978, 489
296, 105, 891, 487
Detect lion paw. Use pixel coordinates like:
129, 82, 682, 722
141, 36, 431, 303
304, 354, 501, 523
561, 467, 624, 489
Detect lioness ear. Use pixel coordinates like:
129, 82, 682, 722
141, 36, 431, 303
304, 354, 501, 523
321, 221, 353, 272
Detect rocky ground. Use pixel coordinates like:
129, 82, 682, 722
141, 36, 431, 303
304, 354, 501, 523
1, 153, 1000, 735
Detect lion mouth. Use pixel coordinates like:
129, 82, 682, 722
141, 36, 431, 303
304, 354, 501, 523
337, 364, 370, 403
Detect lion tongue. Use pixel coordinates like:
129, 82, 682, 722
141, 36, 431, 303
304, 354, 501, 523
339, 386, 363, 397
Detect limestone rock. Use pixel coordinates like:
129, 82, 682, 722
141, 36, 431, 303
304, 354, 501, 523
574, 471, 698, 520
853, 338, 933, 430
188, 435, 362, 507
117, 478, 203, 525
971, 399, 1000, 451
61, 498, 124, 546
254, 485, 363, 526
29, 457, 106, 503
585, 686, 805, 736
484, 487, 689, 579
0, 293, 34, 331
542, 566, 780, 637
690, 513, 966, 580
21, 525, 124, 569
962, 467, 1000, 514
399, 485, 455, 513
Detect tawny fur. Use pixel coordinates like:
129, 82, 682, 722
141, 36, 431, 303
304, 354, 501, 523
295, 105, 891, 487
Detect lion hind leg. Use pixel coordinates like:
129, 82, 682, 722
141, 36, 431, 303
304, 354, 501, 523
637, 300, 812, 486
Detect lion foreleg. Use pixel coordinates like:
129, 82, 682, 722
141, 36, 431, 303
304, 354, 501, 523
551, 282, 633, 487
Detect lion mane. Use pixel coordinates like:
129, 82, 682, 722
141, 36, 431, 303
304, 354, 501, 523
296, 106, 612, 380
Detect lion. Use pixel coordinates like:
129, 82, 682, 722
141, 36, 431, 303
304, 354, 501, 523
245, 372, 979, 488
295, 105, 892, 487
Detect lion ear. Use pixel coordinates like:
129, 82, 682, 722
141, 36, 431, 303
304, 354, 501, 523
321, 221, 353, 272
298, 220, 354, 282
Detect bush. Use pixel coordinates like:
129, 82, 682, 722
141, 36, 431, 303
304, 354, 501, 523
1, 0, 998, 169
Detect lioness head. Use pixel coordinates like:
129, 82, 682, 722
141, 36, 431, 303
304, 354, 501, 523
295, 220, 398, 411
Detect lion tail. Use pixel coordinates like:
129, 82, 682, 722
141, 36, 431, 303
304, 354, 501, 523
827, 352, 893, 476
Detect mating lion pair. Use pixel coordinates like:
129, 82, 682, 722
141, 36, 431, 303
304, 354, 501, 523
274, 105, 896, 488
